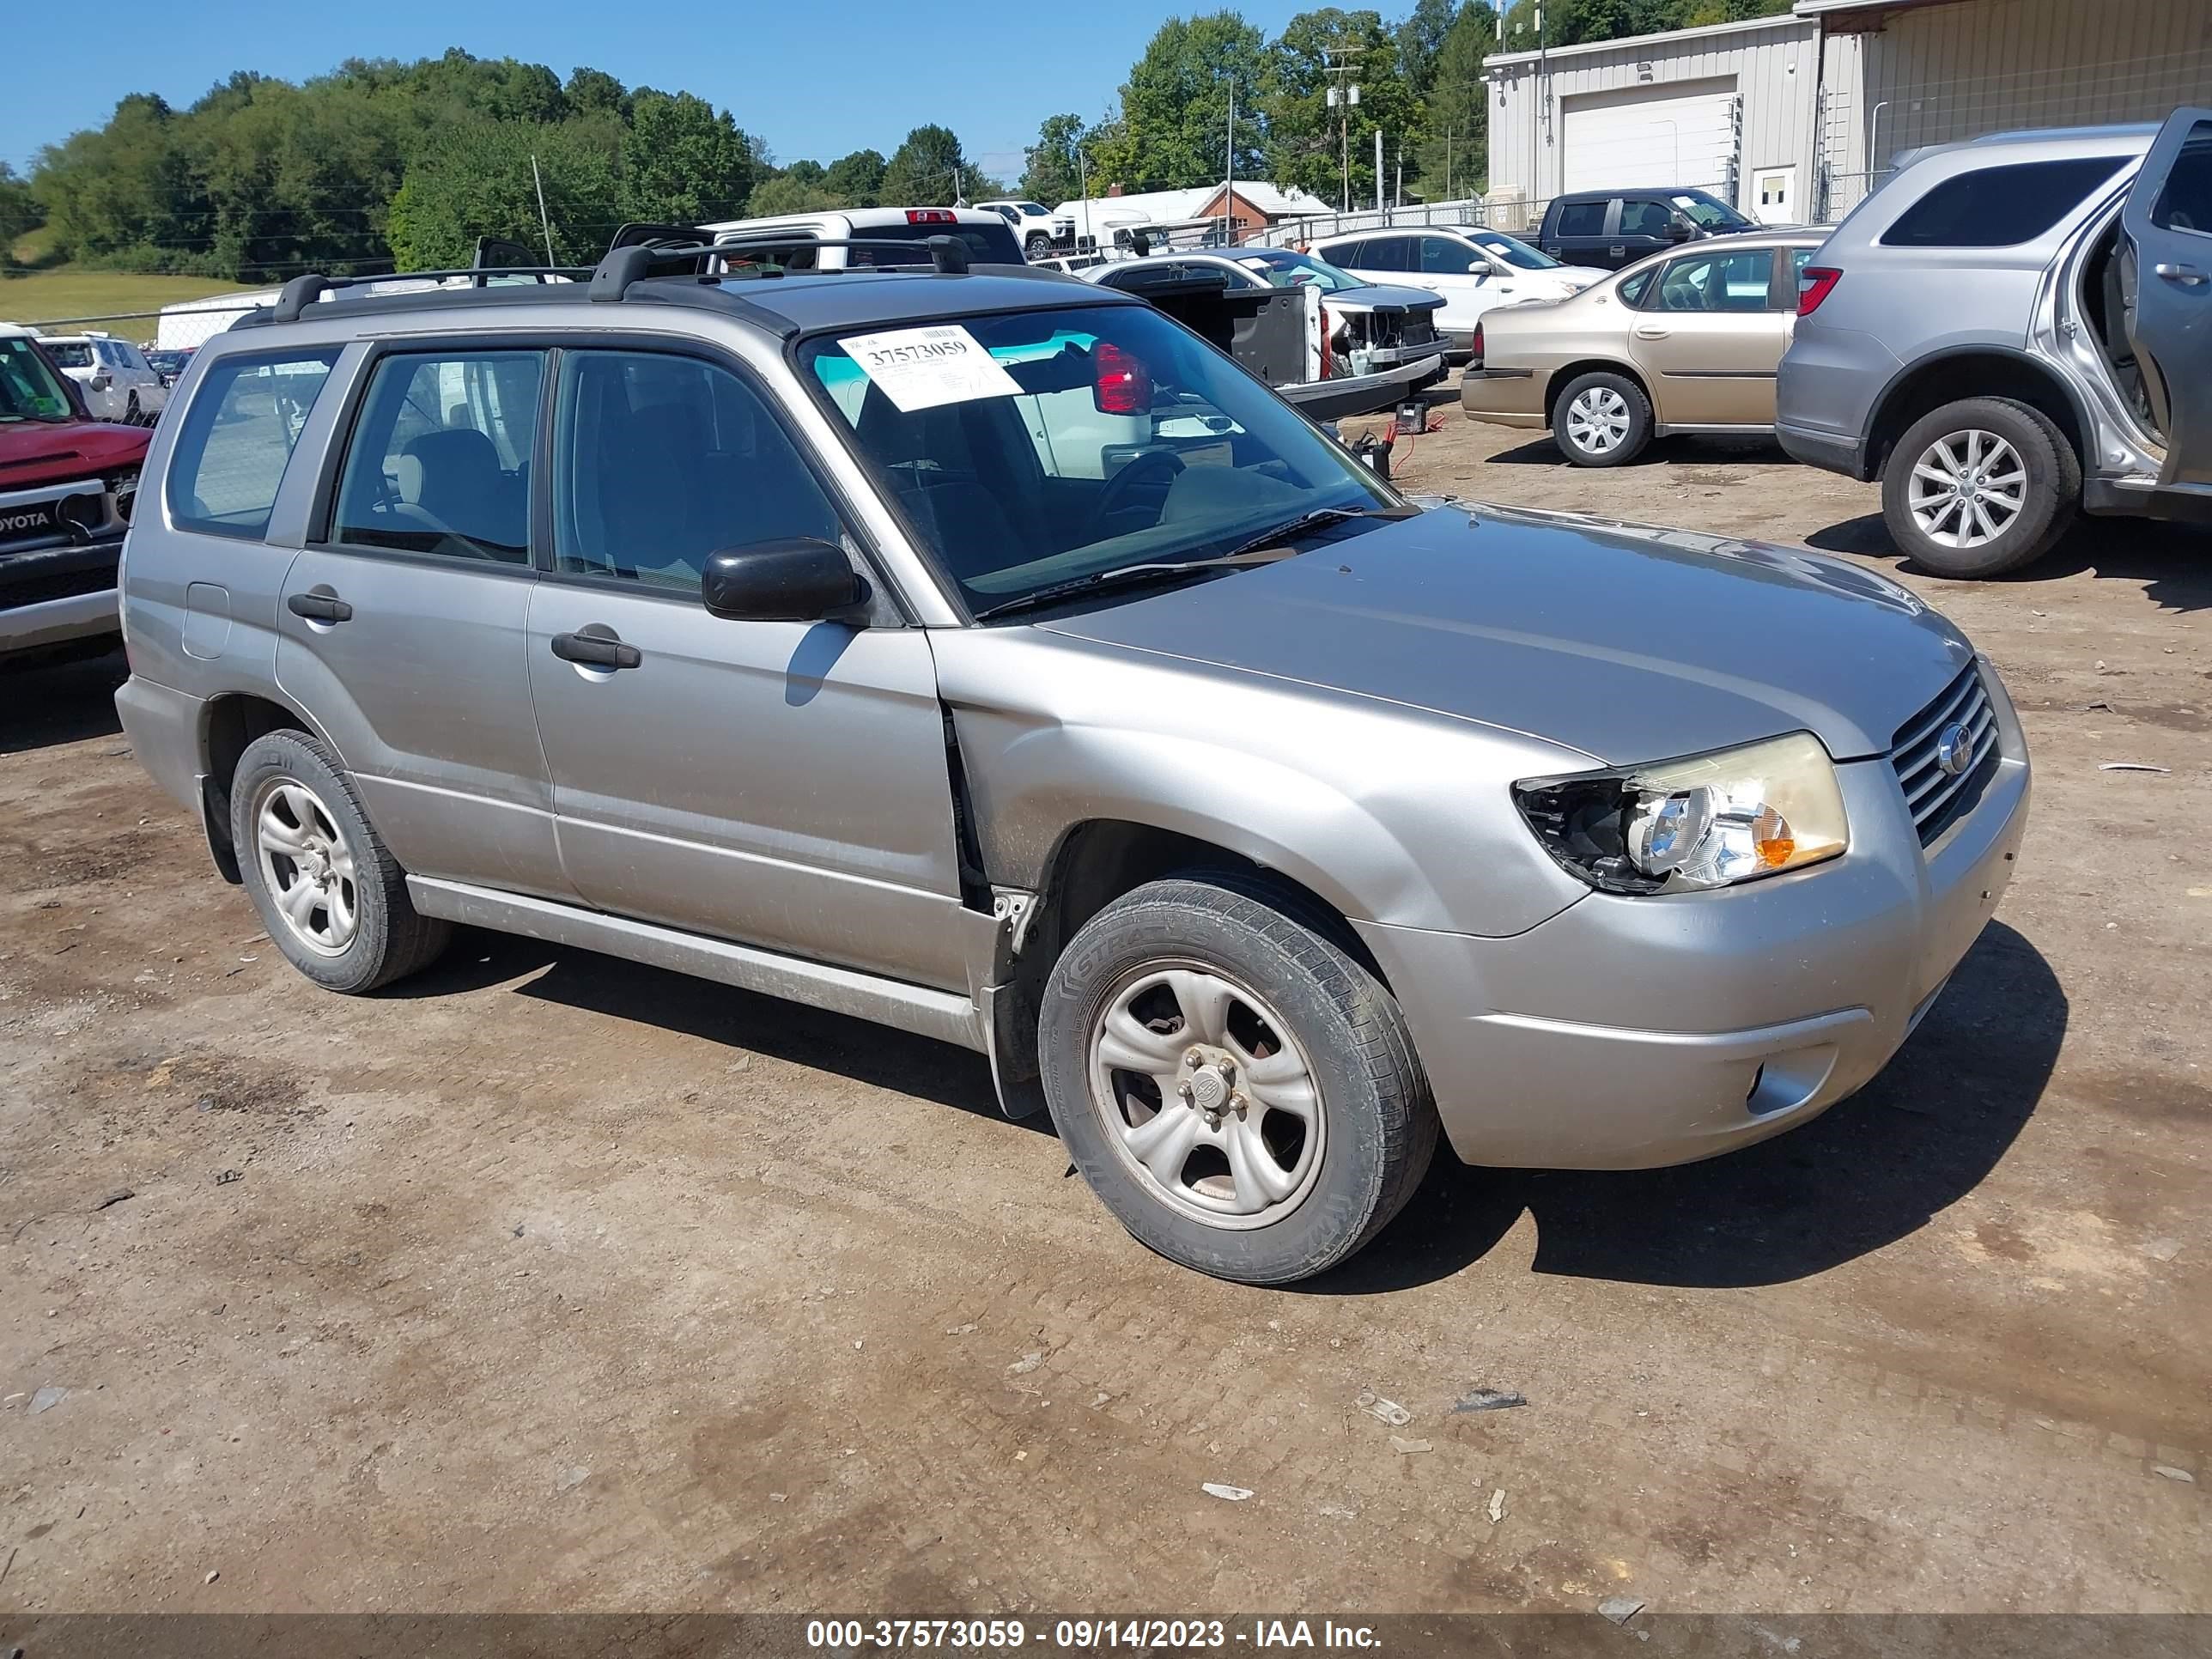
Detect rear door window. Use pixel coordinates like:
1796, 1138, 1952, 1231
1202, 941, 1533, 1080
1554, 201, 1607, 238
1651, 247, 1774, 313
1357, 236, 1416, 272
1881, 156, 2127, 246
331, 351, 544, 564
166, 351, 342, 539
2148, 117, 2212, 237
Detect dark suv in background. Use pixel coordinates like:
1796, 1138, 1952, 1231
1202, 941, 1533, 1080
1534, 187, 1763, 270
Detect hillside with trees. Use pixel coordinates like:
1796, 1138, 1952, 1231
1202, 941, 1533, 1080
12, 1, 1790, 284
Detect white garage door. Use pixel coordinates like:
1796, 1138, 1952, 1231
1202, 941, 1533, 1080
1563, 85, 1740, 197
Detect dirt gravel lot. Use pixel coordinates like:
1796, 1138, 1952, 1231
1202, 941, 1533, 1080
1, 406, 2206, 1620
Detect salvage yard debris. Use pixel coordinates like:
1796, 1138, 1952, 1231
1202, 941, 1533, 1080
1354, 1389, 1413, 1427
1452, 1389, 1528, 1413
1200, 1483, 1254, 1502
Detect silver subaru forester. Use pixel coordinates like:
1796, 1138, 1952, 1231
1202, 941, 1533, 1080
112, 234, 2030, 1283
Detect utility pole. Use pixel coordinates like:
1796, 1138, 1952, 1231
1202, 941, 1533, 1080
530, 154, 555, 266
1534, 0, 1547, 205
1446, 125, 1454, 203
1077, 142, 1091, 248
1324, 45, 1361, 213
1224, 77, 1236, 246
1374, 129, 1384, 214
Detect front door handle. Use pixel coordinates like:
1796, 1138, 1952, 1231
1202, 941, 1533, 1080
2154, 262, 2208, 287
550, 629, 642, 670
287, 591, 352, 623
1633, 325, 1672, 339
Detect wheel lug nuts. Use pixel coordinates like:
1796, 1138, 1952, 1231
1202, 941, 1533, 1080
1184, 1048, 1201, 1066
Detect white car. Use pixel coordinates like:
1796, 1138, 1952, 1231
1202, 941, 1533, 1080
975, 200, 1060, 258
696, 207, 1027, 270
1308, 227, 1607, 358
37, 333, 168, 424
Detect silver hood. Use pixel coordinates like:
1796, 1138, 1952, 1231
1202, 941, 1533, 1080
1036, 503, 1972, 765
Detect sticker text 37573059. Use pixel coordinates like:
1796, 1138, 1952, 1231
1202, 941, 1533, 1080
836, 325, 1023, 414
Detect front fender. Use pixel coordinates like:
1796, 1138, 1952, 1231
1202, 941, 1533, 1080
931, 627, 1594, 938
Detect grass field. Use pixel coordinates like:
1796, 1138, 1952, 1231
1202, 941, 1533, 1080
0, 267, 258, 336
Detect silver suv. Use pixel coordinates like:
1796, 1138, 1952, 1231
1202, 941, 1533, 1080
1778, 108, 2212, 577
114, 234, 2029, 1284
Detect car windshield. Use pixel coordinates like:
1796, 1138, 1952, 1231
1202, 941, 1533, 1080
801, 301, 1395, 616
1231, 249, 1366, 292
1468, 229, 1561, 270
0, 338, 75, 422
1672, 191, 1754, 229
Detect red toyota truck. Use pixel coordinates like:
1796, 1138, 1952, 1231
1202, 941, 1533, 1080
2, 325, 151, 665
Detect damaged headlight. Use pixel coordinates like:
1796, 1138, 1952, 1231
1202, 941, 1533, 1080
1513, 732, 1849, 895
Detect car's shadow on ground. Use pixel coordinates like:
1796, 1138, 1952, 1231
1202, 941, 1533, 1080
392, 930, 1048, 1133
410, 917, 2060, 1297
1807, 513, 2212, 612
1484, 435, 1802, 469
0, 647, 127, 756
1309, 920, 2064, 1296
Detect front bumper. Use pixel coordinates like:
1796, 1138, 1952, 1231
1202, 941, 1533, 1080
2, 521, 125, 656
1357, 673, 2032, 1170
1281, 354, 1446, 422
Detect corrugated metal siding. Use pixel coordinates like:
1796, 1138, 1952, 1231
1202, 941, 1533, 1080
1818, 0, 2212, 217
1487, 17, 1822, 219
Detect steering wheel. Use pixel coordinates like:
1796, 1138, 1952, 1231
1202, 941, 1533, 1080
1085, 450, 1188, 541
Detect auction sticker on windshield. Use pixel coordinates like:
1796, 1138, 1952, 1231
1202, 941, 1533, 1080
837, 325, 1023, 414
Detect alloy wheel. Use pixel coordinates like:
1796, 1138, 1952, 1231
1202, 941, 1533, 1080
1907, 429, 2027, 549
252, 778, 360, 957
1088, 962, 1326, 1231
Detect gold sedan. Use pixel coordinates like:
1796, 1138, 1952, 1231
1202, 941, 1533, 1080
1461, 232, 1830, 466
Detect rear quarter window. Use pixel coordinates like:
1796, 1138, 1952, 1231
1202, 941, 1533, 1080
166, 351, 342, 539
1880, 156, 2127, 247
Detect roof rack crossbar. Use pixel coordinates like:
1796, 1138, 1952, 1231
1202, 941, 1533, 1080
708, 234, 970, 275
270, 267, 592, 322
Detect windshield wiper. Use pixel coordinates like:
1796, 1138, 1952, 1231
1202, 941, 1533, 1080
969, 547, 1298, 623
968, 504, 1414, 624
1213, 501, 1416, 562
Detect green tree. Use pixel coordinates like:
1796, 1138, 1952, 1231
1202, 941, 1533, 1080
746, 171, 844, 216
1417, 3, 1494, 199
880, 124, 977, 205
1395, 0, 1460, 96
386, 118, 620, 269
620, 89, 759, 223
1265, 9, 1423, 207
823, 149, 886, 207
563, 66, 631, 121
1019, 114, 1089, 206
1115, 13, 1270, 191
0, 164, 42, 266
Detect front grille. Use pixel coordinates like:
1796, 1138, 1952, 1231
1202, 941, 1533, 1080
0, 564, 116, 611
1889, 664, 1997, 845
1400, 314, 1436, 345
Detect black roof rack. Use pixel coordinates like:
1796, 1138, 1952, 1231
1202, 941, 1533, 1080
269, 264, 592, 323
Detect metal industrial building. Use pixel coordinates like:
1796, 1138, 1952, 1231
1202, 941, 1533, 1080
1485, 0, 2212, 228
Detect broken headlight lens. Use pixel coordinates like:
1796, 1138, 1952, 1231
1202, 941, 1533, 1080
1513, 732, 1849, 895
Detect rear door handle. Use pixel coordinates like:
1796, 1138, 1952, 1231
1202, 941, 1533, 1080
1633, 325, 1671, 339
550, 629, 642, 670
2154, 262, 2207, 287
286, 591, 352, 623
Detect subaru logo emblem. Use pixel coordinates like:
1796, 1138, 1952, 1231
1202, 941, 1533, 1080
1935, 721, 1974, 778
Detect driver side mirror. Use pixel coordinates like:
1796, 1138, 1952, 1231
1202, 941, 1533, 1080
702, 538, 866, 623
1666, 220, 1696, 241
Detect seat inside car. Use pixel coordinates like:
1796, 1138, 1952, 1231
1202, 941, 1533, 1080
394, 427, 523, 553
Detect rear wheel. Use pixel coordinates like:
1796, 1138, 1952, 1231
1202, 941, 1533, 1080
229, 730, 450, 994
1881, 396, 2075, 577
1037, 876, 1437, 1285
1553, 370, 1652, 466
125, 391, 141, 423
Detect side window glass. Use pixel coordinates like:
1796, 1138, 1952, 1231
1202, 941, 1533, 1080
1370, 237, 1417, 272
1620, 198, 1673, 238
1881, 156, 2125, 246
1325, 240, 1367, 268
1420, 236, 1475, 275
2149, 118, 2212, 237
1555, 201, 1607, 238
1651, 248, 1773, 313
1617, 267, 1656, 307
554, 351, 844, 595
166, 351, 342, 539
332, 351, 543, 564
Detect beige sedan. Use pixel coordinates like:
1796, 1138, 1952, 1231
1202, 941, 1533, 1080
1461, 232, 1828, 466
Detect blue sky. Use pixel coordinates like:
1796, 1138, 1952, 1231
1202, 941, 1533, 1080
5, 0, 1325, 183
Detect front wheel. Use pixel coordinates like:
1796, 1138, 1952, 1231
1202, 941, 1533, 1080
1025, 232, 1052, 258
125, 392, 141, 423
1881, 397, 2075, 577
1552, 370, 1652, 466
1037, 877, 1437, 1284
